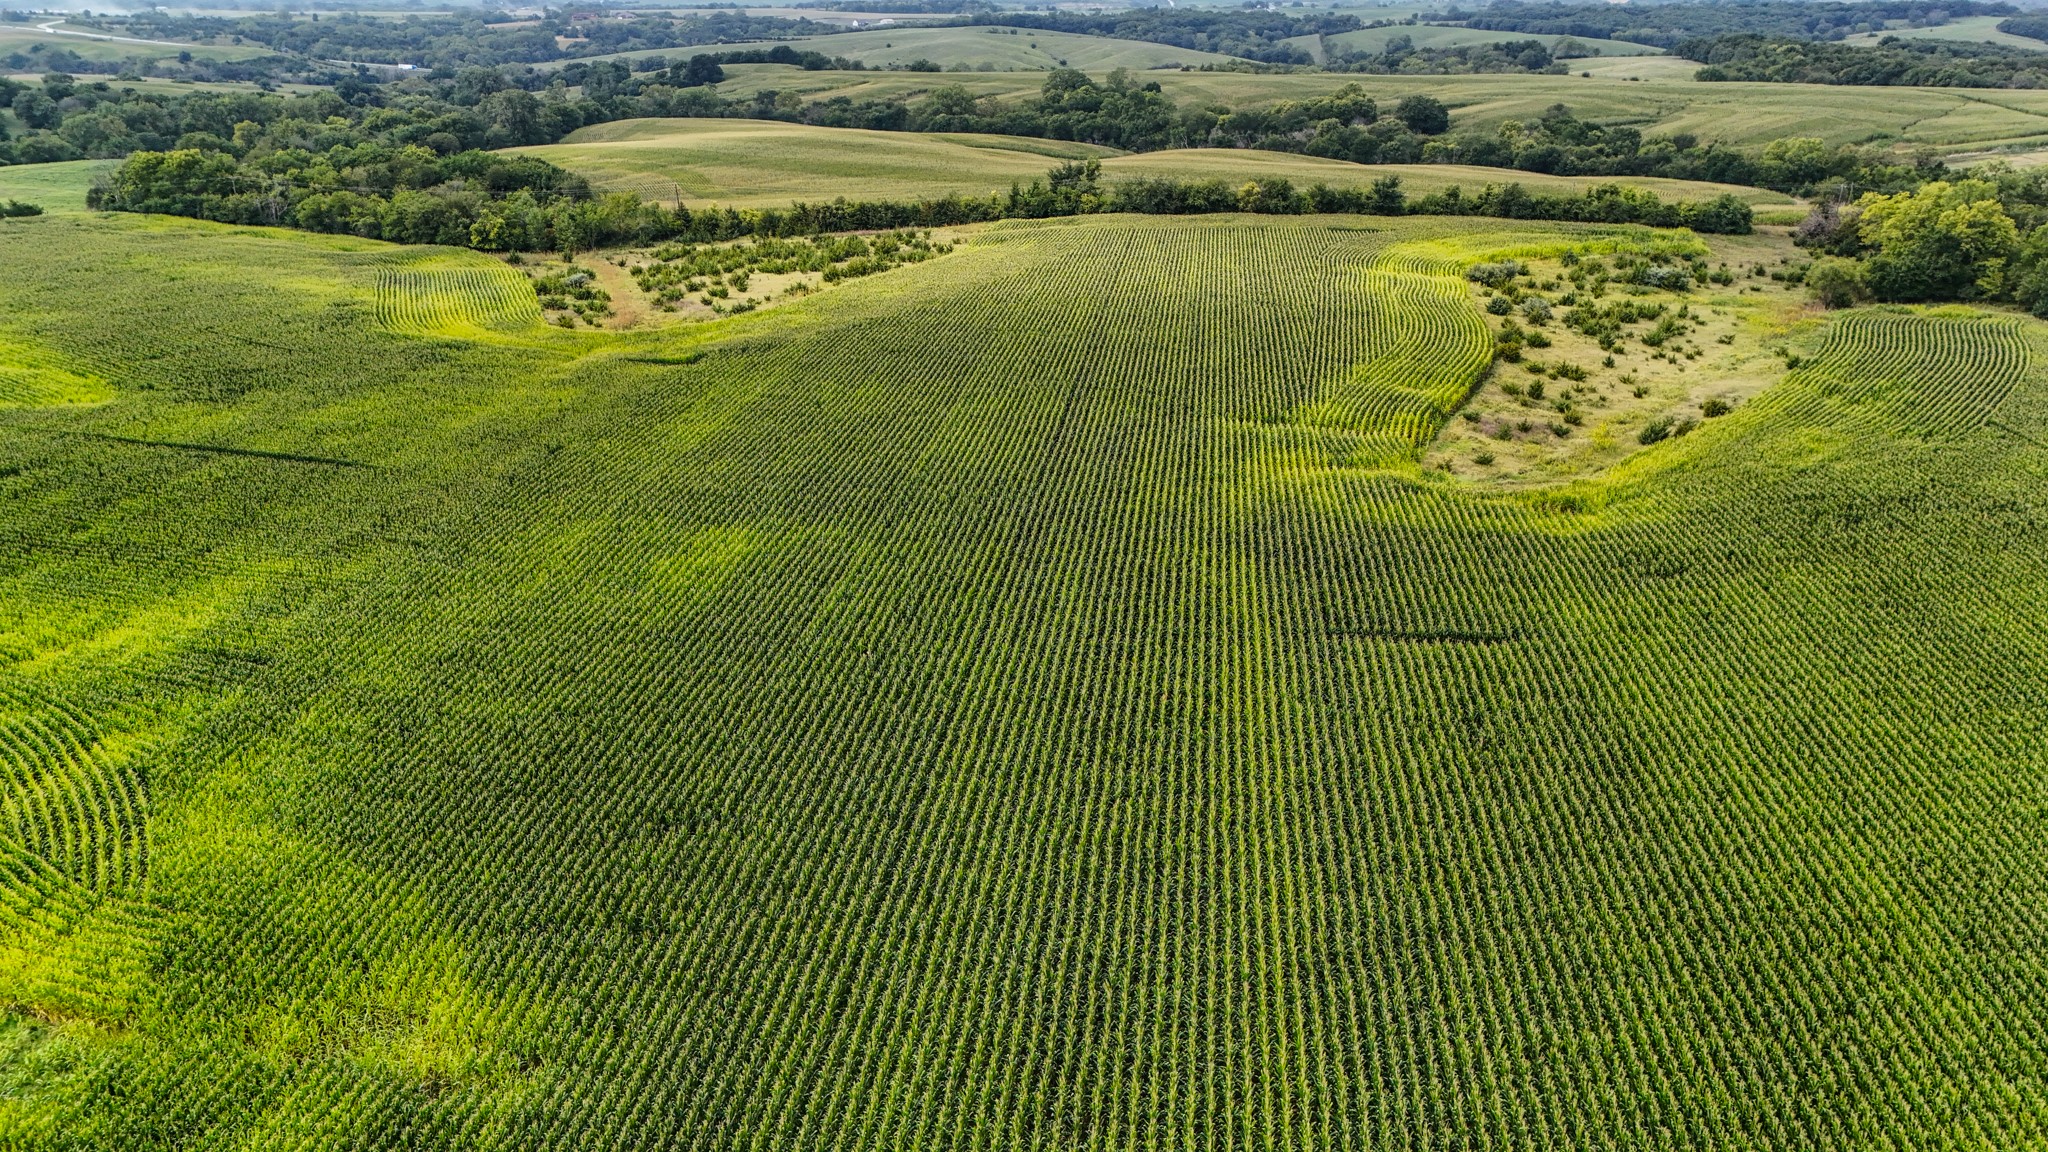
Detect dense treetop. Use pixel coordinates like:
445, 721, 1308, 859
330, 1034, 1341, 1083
1682, 33, 2048, 87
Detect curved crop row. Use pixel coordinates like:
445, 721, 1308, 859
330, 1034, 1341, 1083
1780, 309, 2031, 441
0, 684, 147, 896
0, 334, 113, 408
373, 255, 544, 340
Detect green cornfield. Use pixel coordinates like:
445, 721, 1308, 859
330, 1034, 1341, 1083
2, 211, 2046, 1150
371, 252, 548, 340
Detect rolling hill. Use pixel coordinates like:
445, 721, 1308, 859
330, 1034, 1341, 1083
690, 63, 2048, 154
515, 118, 1799, 209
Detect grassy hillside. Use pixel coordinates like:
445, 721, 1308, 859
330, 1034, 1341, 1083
700, 64, 2048, 153
516, 118, 1798, 208
1840, 14, 2048, 52
0, 159, 113, 213
1565, 54, 1705, 81
514, 118, 1118, 205
558, 25, 1250, 71
2, 207, 2048, 1146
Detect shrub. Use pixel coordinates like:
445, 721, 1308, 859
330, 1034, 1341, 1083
1804, 256, 1868, 309
1469, 261, 1526, 289
1633, 264, 1691, 291
1639, 416, 1675, 444
1703, 397, 1732, 417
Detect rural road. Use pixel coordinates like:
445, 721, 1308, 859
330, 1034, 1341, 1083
34, 19, 204, 49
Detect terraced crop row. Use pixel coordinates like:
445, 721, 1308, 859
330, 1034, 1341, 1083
0, 212, 2045, 1150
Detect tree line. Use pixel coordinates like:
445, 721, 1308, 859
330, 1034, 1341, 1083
1455, 0, 2015, 50
1998, 14, 2048, 42
48, 1, 2024, 75
1325, 37, 1574, 76
87, 8, 845, 72
1681, 33, 2048, 87
1403, 103, 1939, 195
1795, 167, 2048, 315
91, 149, 1752, 253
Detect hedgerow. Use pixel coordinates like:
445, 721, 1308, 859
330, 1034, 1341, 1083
95, 150, 1754, 252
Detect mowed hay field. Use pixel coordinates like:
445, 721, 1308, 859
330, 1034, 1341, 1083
5, 206, 2048, 1148
518, 117, 1798, 207
701, 63, 2048, 152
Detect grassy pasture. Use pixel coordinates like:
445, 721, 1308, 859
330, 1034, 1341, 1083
516, 117, 1798, 208
1, 206, 2047, 1147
